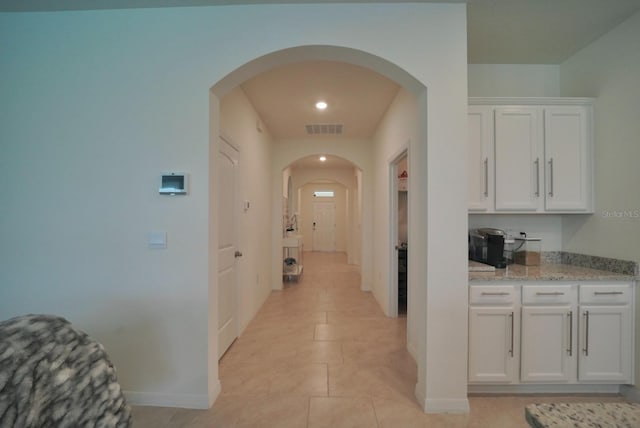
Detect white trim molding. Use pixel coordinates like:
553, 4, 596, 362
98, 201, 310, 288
423, 398, 471, 414
469, 97, 595, 106
124, 390, 213, 410
621, 385, 640, 403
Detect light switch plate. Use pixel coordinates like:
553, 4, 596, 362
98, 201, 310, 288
148, 231, 167, 249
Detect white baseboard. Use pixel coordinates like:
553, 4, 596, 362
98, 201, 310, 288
407, 341, 418, 362
209, 379, 222, 407
415, 385, 470, 414
621, 385, 640, 402
423, 398, 470, 414
468, 384, 621, 395
124, 390, 212, 409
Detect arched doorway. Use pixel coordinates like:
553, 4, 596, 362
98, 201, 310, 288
210, 44, 468, 414
283, 154, 363, 268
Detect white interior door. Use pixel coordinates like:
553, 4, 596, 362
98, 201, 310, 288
218, 138, 239, 359
312, 202, 336, 252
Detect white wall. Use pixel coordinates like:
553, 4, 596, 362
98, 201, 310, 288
468, 215, 563, 251
371, 88, 417, 348
559, 10, 640, 388
220, 87, 273, 336
0, 2, 469, 412
468, 64, 560, 97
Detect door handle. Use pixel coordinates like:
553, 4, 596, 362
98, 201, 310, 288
548, 158, 554, 197
508, 311, 514, 357
567, 311, 573, 356
583, 310, 590, 356
234, 251, 243, 258
534, 158, 540, 197
483, 157, 489, 197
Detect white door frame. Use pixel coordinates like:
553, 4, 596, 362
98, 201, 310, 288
388, 146, 408, 318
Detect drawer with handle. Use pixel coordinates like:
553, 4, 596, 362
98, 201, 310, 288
469, 285, 516, 305
522, 285, 575, 305
580, 284, 632, 305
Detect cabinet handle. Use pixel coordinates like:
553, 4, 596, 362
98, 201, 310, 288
593, 291, 624, 295
535, 291, 564, 296
534, 158, 540, 197
481, 292, 510, 296
483, 158, 489, 197
567, 311, 573, 356
548, 158, 554, 197
583, 310, 590, 356
509, 311, 514, 357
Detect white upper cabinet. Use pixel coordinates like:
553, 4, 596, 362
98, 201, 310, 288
494, 107, 543, 211
544, 106, 592, 211
468, 106, 493, 212
468, 98, 594, 214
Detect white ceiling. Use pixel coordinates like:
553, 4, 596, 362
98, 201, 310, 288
241, 61, 400, 139
291, 155, 356, 170
4, 0, 640, 150
4, 1, 639, 65
467, 0, 640, 64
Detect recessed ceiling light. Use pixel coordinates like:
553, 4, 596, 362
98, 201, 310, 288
315, 101, 328, 111
319, 156, 327, 162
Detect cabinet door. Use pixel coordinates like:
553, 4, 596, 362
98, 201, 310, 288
469, 307, 519, 383
494, 107, 543, 211
521, 306, 575, 382
468, 106, 493, 212
579, 306, 632, 383
544, 106, 592, 212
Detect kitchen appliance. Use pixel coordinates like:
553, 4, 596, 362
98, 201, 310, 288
469, 228, 507, 268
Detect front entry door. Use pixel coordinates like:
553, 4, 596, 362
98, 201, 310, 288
312, 202, 336, 252
218, 138, 239, 359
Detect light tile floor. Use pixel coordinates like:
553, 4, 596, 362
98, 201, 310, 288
132, 251, 626, 427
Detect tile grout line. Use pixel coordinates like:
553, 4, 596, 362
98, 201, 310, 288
369, 396, 381, 428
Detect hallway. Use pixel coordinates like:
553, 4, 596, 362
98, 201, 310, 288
215, 251, 418, 426
132, 252, 625, 427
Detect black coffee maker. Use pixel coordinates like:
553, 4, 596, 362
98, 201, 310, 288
469, 228, 507, 268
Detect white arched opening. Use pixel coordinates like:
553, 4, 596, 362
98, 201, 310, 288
210, 43, 468, 414
284, 155, 362, 266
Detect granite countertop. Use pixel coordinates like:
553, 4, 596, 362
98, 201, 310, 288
469, 262, 636, 282
468, 260, 496, 272
525, 402, 640, 428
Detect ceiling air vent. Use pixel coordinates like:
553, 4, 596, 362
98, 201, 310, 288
305, 123, 344, 135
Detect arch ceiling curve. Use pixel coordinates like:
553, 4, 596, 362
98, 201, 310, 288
211, 45, 426, 98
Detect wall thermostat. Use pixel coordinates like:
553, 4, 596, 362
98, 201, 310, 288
160, 172, 187, 195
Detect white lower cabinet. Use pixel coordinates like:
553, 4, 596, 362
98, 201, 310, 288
468, 286, 519, 383
469, 282, 635, 388
469, 306, 519, 383
520, 285, 577, 383
578, 284, 633, 383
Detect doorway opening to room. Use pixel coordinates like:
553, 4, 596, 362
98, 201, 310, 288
390, 149, 408, 317
210, 44, 430, 411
